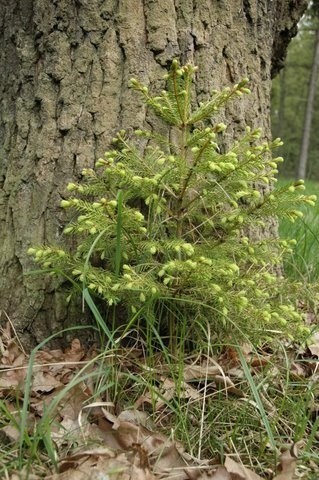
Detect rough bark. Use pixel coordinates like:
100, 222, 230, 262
0, 0, 308, 347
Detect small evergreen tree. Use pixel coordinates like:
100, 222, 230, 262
28, 61, 315, 348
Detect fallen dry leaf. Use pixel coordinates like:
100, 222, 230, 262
209, 466, 232, 479
272, 448, 298, 480
64, 339, 86, 363
183, 363, 220, 381
0, 424, 20, 443
224, 456, 263, 480
135, 376, 201, 411
32, 370, 63, 393
289, 362, 306, 379
307, 331, 319, 357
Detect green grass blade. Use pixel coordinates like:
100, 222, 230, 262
237, 347, 276, 451
19, 325, 94, 463
83, 287, 115, 346
115, 190, 123, 277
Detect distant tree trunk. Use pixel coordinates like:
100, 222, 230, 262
278, 68, 286, 139
0, 0, 308, 347
297, 24, 319, 180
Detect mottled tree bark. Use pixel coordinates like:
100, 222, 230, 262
0, 0, 308, 346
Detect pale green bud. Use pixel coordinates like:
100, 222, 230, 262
182, 243, 195, 255
139, 292, 146, 302
132, 175, 142, 182
229, 263, 239, 274
224, 162, 235, 171
215, 123, 227, 133
212, 284, 222, 293
209, 162, 221, 172
298, 326, 310, 335
252, 190, 261, 199
134, 211, 145, 221
262, 311, 271, 321
95, 159, 107, 167
239, 296, 248, 307
236, 190, 249, 198
272, 138, 283, 147
291, 210, 303, 218
251, 128, 262, 138
82, 168, 94, 176
186, 260, 197, 269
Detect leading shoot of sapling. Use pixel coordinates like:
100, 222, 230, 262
28, 60, 316, 348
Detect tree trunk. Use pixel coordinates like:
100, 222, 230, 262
0, 0, 308, 347
278, 68, 286, 139
297, 24, 319, 180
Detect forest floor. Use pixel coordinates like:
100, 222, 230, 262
0, 314, 318, 480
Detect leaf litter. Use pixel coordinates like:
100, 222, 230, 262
0, 322, 317, 479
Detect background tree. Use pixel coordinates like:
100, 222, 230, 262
0, 0, 308, 347
298, 0, 319, 179
272, 1, 319, 179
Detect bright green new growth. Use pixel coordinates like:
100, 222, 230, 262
28, 61, 315, 345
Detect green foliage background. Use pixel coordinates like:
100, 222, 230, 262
271, 6, 319, 179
